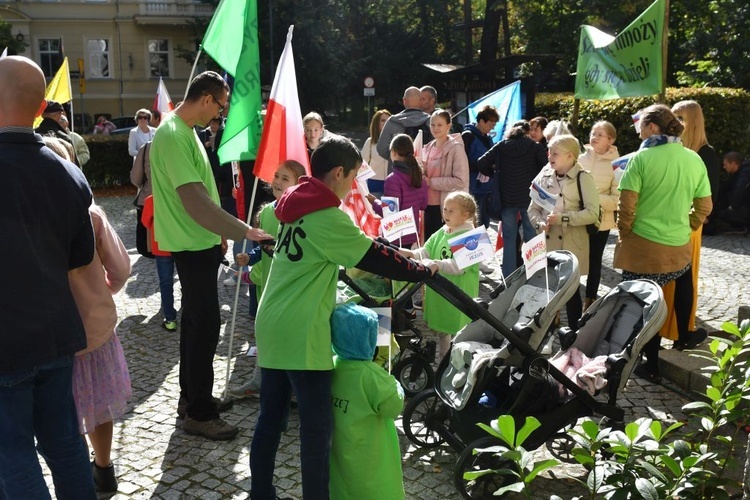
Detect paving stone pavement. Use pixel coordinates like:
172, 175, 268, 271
41, 194, 749, 499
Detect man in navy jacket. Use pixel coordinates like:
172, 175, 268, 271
0, 56, 96, 499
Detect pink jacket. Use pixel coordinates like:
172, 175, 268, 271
69, 205, 131, 355
423, 135, 470, 208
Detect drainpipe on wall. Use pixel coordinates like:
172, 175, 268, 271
115, 0, 124, 116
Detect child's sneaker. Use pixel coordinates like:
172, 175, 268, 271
229, 381, 260, 400
162, 319, 178, 332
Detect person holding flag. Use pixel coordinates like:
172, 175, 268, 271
149, 70, 271, 441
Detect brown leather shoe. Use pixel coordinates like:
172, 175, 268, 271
182, 416, 239, 441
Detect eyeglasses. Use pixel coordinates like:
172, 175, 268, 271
137, 116, 149, 120
205, 93, 227, 115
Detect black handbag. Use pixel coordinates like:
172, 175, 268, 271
576, 171, 601, 236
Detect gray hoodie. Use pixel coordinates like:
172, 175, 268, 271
376, 108, 432, 165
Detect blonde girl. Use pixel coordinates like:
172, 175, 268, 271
528, 134, 599, 331
304, 112, 326, 157
578, 121, 619, 310
229, 160, 307, 399
401, 191, 479, 359
656, 101, 721, 346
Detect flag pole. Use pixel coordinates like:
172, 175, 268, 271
222, 174, 260, 399
658, 0, 670, 103
184, 49, 203, 102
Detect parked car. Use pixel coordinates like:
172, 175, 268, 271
73, 113, 93, 134
110, 116, 137, 135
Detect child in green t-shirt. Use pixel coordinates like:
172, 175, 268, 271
400, 191, 481, 360
229, 160, 307, 400
329, 303, 405, 500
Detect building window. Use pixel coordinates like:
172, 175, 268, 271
149, 39, 170, 78
38, 38, 62, 78
87, 39, 111, 78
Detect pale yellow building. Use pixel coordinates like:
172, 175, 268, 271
0, 0, 214, 131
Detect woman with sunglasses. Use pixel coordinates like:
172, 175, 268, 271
128, 108, 156, 158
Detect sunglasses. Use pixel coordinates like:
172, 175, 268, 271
137, 116, 150, 120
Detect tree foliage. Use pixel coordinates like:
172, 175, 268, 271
184, 0, 750, 122
0, 18, 29, 55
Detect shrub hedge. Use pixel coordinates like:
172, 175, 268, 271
80, 134, 132, 188
534, 87, 750, 157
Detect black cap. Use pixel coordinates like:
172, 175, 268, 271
44, 100, 64, 113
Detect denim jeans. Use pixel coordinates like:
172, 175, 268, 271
500, 207, 536, 276
172, 245, 223, 421
155, 255, 177, 322
250, 368, 333, 500
0, 356, 95, 500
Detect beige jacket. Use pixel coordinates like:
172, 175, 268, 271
361, 137, 389, 182
528, 163, 600, 275
578, 144, 619, 231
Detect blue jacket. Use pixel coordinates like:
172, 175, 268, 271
0, 130, 94, 374
462, 124, 494, 195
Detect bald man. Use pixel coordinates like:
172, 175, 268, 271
0, 56, 96, 498
376, 86, 433, 169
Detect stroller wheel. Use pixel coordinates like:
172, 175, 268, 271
393, 356, 434, 398
402, 390, 445, 448
454, 436, 514, 499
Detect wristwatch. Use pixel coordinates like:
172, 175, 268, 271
561, 215, 570, 226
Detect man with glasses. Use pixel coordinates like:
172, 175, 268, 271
150, 70, 271, 440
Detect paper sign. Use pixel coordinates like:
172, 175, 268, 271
521, 232, 547, 279
381, 196, 399, 215
356, 159, 376, 182
448, 226, 494, 270
371, 307, 392, 346
529, 180, 558, 213
381, 208, 418, 241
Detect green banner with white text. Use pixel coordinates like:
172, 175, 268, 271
575, 0, 665, 100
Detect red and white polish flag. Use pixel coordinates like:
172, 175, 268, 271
253, 26, 310, 182
153, 77, 174, 115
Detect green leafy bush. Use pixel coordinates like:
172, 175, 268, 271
80, 134, 132, 188
535, 88, 750, 157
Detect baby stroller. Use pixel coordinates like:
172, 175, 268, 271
337, 269, 437, 395
403, 273, 667, 499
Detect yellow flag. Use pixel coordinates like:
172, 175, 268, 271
34, 57, 72, 128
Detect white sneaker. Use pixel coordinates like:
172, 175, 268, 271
223, 275, 237, 286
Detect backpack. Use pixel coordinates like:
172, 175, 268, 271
404, 118, 433, 143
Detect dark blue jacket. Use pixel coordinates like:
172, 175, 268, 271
462, 124, 494, 195
0, 131, 94, 374
477, 135, 548, 208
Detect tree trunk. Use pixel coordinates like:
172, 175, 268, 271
744, 435, 750, 499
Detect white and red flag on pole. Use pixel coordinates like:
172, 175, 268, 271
253, 26, 310, 182
153, 77, 174, 115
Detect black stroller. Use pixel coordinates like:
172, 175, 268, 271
402, 268, 667, 498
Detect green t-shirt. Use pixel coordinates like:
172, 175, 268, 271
254, 207, 372, 370
619, 143, 711, 246
329, 358, 405, 500
423, 227, 480, 335
150, 112, 221, 251
249, 202, 280, 299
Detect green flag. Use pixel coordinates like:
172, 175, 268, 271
201, 0, 262, 163
575, 0, 666, 100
